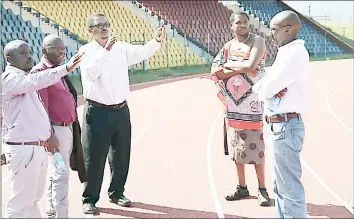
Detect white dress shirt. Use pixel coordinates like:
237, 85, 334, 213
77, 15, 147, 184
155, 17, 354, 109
1, 65, 69, 142
78, 39, 161, 105
252, 39, 310, 116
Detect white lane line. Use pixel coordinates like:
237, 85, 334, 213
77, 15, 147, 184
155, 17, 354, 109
206, 111, 225, 219
325, 85, 353, 134
321, 85, 354, 215
102, 96, 201, 191
301, 159, 354, 215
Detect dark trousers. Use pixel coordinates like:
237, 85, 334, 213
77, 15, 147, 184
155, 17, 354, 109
81, 101, 131, 205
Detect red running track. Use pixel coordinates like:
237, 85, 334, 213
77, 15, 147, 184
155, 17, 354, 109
2, 59, 353, 218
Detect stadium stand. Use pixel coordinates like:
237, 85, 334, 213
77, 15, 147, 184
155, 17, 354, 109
236, 0, 347, 57
21, 0, 206, 70
138, 0, 350, 58
137, 0, 279, 59
1, 4, 79, 74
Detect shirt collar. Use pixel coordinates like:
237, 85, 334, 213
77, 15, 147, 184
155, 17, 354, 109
40, 56, 55, 68
90, 39, 105, 49
278, 39, 305, 51
5, 65, 27, 74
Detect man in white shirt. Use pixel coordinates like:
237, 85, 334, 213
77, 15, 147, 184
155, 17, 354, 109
78, 13, 165, 214
1, 40, 82, 218
252, 11, 310, 218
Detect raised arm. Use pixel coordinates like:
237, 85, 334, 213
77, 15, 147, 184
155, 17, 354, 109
125, 39, 161, 66
2, 53, 82, 97
224, 36, 266, 74
2, 65, 69, 97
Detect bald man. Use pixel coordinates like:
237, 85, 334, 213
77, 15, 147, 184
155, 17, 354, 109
30, 35, 86, 218
1, 40, 82, 218
252, 10, 310, 218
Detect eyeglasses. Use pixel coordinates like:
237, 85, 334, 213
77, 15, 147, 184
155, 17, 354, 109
89, 22, 110, 29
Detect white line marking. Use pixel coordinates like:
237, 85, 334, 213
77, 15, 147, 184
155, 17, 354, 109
325, 86, 353, 134
102, 96, 201, 191
206, 111, 225, 219
301, 159, 354, 215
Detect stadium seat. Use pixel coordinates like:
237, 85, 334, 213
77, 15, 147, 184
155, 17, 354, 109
1, 4, 78, 74
237, 0, 346, 57
138, 0, 278, 59
22, 0, 206, 70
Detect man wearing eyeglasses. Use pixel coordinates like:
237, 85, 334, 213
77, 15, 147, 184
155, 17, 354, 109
252, 10, 310, 218
78, 13, 166, 214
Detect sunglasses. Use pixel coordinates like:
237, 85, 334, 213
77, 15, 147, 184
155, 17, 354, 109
89, 22, 110, 29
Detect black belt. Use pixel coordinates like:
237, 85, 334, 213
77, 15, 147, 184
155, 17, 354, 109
51, 122, 72, 127
86, 99, 127, 110
265, 113, 301, 123
4, 140, 49, 147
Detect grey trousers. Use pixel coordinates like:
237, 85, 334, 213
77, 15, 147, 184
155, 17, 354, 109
46, 125, 73, 218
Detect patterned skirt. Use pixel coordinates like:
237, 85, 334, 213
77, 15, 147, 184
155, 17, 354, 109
224, 120, 265, 164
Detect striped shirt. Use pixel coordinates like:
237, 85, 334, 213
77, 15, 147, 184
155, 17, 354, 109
1, 65, 69, 142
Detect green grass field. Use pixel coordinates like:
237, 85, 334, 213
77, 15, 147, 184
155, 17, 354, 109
68, 64, 211, 95
318, 21, 354, 46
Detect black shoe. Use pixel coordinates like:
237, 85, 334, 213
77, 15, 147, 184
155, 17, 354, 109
225, 185, 250, 201
109, 194, 132, 207
258, 188, 271, 206
83, 203, 97, 214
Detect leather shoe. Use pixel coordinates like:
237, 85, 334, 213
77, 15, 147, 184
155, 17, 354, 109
83, 203, 97, 214
109, 194, 132, 207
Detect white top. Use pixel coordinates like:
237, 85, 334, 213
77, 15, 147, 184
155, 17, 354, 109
1, 65, 69, 142
252, 39, 310, 116
78, 39, 161, 105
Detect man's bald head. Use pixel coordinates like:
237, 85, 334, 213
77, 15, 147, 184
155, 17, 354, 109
4, 40, 34, 71
271, 10, 301, 33
4, 40, 27, 57
269, 10, 302, 46
42, 35, 63, 49
42, 35, 65, 66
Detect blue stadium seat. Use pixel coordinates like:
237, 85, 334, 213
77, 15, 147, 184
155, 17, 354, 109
238, 0, 346, 57
1, 3, 78, 71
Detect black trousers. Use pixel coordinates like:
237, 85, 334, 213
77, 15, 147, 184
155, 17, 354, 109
81, 101, 131, 205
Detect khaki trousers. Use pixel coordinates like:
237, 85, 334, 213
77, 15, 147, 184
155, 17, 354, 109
4, 143, 48, 218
